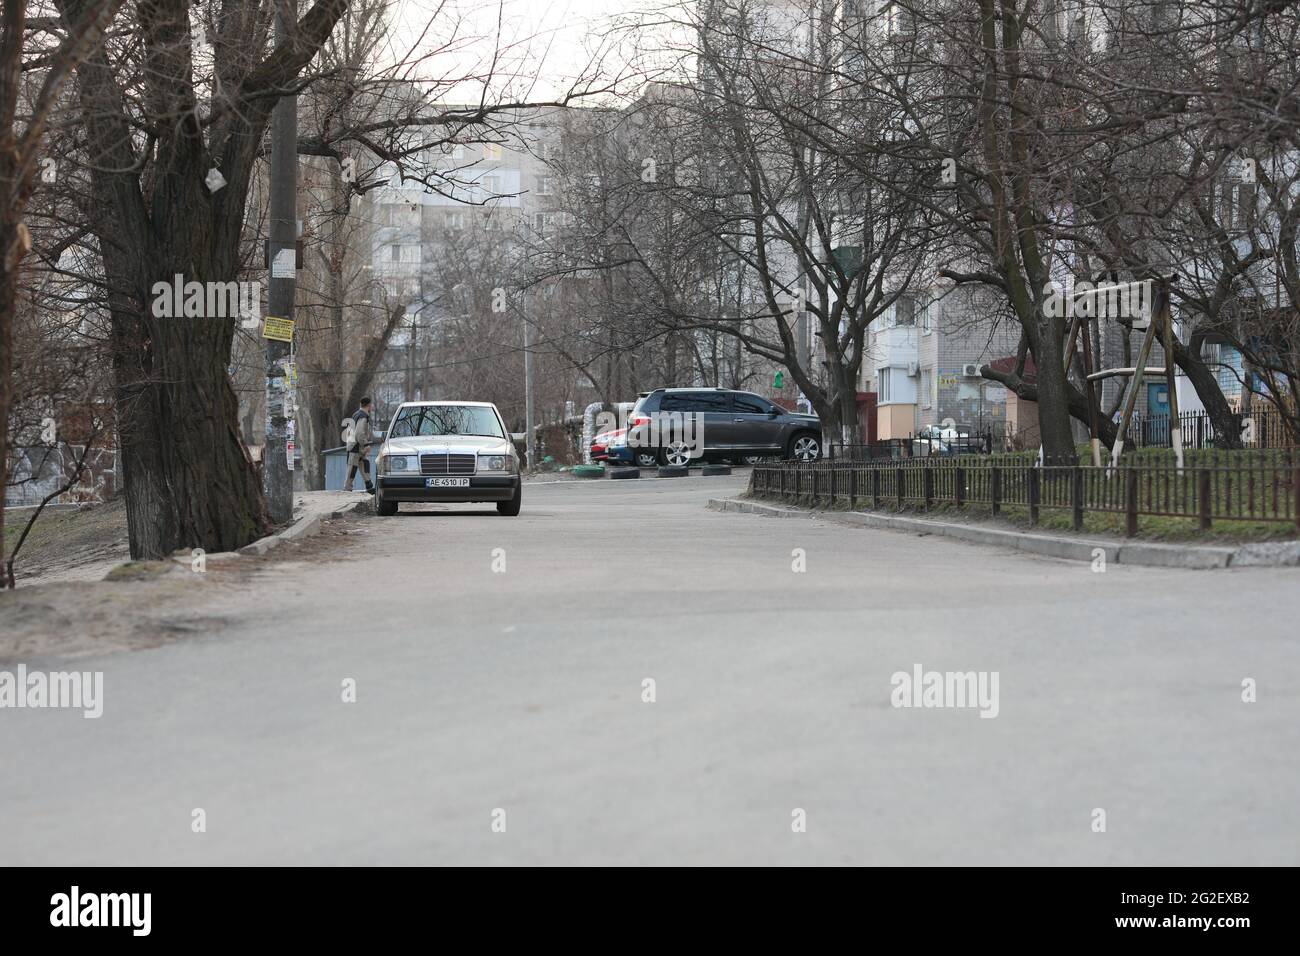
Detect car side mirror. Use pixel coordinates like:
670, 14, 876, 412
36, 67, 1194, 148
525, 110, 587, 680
767, 408, 779, 417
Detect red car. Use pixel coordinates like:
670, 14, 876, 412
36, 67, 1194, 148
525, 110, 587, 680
589, 427, 625, 462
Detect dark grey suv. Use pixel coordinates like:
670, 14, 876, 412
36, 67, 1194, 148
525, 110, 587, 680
625, 388, 822, 465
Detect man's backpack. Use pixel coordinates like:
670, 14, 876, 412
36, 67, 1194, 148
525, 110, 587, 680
342, 415, 357, 449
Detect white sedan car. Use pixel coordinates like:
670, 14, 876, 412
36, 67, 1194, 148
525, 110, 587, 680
374, 401, 521, 516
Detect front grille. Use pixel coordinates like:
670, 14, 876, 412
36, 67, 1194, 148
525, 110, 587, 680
420, 453, 476, 476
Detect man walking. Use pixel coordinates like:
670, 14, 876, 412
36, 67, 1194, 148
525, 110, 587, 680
344, 397, 377, 494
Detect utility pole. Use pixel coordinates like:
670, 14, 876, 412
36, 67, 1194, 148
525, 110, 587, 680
522, 288, 537, 471
264, 0, 297, 524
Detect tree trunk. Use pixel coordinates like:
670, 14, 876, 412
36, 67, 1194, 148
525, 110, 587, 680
111, 299, 270, 559
298, 397, 323, 491
1174, 332, 1242, 449
983, 364, 1119, 448
0, 256, 14, 577
302, 393, 343, 491
1031, 317, 1077, 461
835, 374, 860, 448
810, 376, 858, 457
812, 395, 841, 455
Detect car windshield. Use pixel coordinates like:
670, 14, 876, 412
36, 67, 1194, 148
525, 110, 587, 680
389, 405, 505, 439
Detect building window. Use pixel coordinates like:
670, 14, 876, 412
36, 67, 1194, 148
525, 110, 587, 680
445, 212, 465, 230
882, 1, 915, 36
389, 243, 402, 262
921, 299, 934, 334
895, 295, 915, 327
1215, 344, 1244, 396
537, 176, 553, 196
484, 143, 502, 161
878, 370, 891, 403
482, 175, 500, 195
533, 212, 548, 235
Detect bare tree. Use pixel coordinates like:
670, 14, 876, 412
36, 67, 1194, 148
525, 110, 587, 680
543, 2, 937, 448
1, 0, 122, 583
46, 0, 356, 559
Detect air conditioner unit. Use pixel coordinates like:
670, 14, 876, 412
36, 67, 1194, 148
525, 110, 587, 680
906, 362, 919, 377
962, 363, 981, 377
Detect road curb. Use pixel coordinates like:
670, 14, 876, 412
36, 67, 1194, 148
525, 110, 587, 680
278, 514, 321, 543
161, 498, 367, 565
707, 497, 1294, 570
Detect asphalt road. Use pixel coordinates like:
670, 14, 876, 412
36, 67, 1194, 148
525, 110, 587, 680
3, 473, 1298, 865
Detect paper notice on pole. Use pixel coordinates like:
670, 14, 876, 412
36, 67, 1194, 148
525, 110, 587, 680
271, 247, 296, 278
286, 440, 295, 471
262, 315, 294, 342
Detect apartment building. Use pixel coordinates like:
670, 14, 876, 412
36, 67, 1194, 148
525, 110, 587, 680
361, 109, 567, 409
861, 282, 1020, 440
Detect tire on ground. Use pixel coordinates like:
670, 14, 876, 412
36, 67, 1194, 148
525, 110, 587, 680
497, 483, 523, 516
701, 464, 732, 476
657, 465, 689, 478
607, 466, 641, 479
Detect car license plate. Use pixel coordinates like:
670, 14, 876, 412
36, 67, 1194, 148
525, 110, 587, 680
425, 477, 469, 488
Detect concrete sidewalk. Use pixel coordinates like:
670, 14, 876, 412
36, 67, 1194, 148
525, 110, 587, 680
152, 491, 371, 564
234, 491, 371, 556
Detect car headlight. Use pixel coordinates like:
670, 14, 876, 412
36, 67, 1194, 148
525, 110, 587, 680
382, 454, 417, 474
478, 454, 515, 473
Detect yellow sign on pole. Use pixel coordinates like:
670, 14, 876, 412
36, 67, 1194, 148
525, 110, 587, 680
262, 315, 294, 343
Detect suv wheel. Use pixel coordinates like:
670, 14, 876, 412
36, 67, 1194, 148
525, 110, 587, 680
788, 434, 820, 462
634, 450, 658, 468
658, 441, 693, 467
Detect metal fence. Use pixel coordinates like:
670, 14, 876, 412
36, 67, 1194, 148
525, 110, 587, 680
1125, 408, 1296, 450
751, 450, 1300, 535
828, 433, 995, 461
826, 410, 1298, 462
4, 444, 119, 507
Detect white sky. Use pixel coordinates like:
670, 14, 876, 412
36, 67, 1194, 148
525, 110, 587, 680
385, 0, 689, 104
